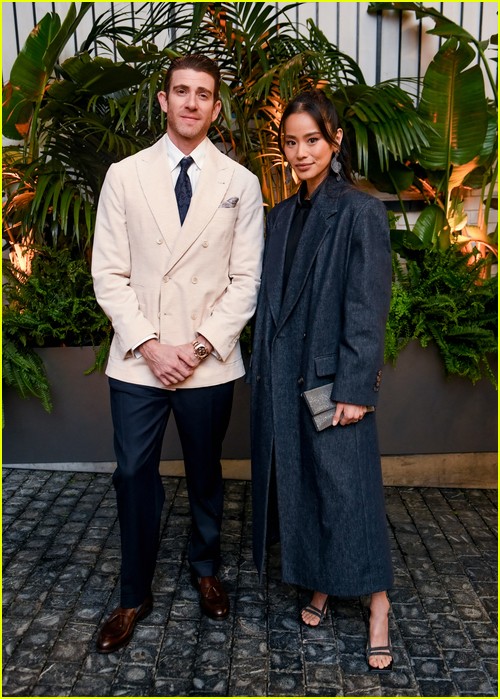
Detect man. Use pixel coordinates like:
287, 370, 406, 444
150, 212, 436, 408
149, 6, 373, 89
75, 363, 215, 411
92, 54, 264, 653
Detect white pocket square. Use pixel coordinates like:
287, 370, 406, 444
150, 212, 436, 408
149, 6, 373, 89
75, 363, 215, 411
219, 197, 239, 208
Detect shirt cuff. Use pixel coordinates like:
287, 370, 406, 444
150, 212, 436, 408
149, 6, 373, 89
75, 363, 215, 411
132, 335, 157, 359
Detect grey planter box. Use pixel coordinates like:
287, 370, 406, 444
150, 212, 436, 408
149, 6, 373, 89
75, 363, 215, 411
3, 342, 497, 464
377, 340, 497, 454
3, 347, 250, 463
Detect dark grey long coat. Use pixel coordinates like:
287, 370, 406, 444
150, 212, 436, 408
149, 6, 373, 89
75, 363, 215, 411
250, 176, 394, 597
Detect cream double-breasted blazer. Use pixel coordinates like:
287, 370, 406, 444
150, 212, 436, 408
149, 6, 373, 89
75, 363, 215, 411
92, 135, 264, 389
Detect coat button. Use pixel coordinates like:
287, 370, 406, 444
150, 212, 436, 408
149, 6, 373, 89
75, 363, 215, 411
192, 276, 198, 284
202, 241, 209, 248
297, 377, 304, 385
156, 238, 163, 245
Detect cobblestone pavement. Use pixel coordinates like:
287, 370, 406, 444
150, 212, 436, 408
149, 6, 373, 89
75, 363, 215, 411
2, 468, 497, 697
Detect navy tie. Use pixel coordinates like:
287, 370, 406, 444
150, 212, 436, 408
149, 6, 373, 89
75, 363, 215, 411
175, 156, 194, 225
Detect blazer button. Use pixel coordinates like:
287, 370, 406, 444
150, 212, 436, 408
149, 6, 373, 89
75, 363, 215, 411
202, 241, 209, 248
191, 276, 198, 284
297, 377, 304, 385
156, 238, 163, 245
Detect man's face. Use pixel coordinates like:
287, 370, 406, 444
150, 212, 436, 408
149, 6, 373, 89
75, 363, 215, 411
158, 68, 222, 153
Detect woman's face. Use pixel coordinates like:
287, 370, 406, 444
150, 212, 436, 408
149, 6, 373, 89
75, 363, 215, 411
283, 112, 342, 194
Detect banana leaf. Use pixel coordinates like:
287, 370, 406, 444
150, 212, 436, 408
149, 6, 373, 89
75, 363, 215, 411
412, 204, 448, 248
2, 4, 93, 140
417, 38, 487, 170
58, 54, 145, 94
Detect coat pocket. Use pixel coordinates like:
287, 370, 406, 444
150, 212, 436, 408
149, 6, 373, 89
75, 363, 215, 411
314, 353, 338, 378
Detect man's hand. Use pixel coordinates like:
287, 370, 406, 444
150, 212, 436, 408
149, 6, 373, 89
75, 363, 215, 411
138, 339, 200, 387
332, 402, 367, 427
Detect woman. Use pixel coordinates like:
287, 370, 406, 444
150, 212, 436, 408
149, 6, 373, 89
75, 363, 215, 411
250, 89, 394, 672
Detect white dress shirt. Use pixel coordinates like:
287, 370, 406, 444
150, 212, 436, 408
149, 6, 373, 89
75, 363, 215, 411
165, 132, 207, 193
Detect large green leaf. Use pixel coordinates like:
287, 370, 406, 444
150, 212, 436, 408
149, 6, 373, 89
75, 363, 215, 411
2, 83, 33, 139
2, 12, 62, 139
412, 204, 448, 247
417, 38, 487, 170
9, 13, 61, 99
58, 54, 145, 95
2, 3, 93, 140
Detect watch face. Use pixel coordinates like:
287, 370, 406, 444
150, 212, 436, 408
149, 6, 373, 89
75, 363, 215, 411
194, 344, 208, 359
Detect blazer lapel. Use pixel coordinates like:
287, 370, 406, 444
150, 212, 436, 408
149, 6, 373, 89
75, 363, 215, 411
277, 179, 345, 330
136, 137, 178, 252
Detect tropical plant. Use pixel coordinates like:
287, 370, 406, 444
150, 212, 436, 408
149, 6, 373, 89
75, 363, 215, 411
374, 2, 498, 388
2, 4, 95, 252
372, 2, 498, 260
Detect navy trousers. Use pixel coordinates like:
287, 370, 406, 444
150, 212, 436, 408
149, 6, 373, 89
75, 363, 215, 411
109, 377, 234, 608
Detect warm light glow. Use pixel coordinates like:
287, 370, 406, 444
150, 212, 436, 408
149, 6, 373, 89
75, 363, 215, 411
9, 243, 34, 275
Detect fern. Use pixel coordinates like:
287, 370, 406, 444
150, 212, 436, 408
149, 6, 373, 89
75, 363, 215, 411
2, 340, 52, 414
385, 246, 498, 386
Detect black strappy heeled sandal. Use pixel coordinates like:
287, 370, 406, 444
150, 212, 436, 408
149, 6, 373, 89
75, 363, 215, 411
301, 596, 329, 627
366, 593, 393, 673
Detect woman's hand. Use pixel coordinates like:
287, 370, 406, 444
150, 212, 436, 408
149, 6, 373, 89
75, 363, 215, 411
332, 402, 367, 427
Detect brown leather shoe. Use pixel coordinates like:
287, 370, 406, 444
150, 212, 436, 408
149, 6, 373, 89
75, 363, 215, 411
194, 576, 229, 620
96, 595, 153, 653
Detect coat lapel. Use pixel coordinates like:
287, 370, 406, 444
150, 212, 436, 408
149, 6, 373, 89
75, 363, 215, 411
265, 200, 296, 326
277, 178, 346, 330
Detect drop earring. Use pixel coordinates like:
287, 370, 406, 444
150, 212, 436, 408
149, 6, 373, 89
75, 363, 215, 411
331, 152, 342, 181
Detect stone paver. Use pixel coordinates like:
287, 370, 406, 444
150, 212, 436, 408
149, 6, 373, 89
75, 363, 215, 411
2, 468, 498, 697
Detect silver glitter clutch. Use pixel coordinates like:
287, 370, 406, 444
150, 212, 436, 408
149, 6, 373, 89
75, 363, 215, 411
302, 383, 374, 432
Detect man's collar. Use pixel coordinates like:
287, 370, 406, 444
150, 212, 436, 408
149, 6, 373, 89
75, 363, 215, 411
164, 133, 208, 171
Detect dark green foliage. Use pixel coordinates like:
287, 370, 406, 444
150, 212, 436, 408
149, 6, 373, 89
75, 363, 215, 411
385, 246, 498, 385
2, 339, 52, 413
2, 246, 112, 410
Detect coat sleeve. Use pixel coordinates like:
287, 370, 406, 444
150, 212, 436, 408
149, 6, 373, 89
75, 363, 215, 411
331, 196, 392, 407
91, 163, 158, 358
196, 171, 265, 361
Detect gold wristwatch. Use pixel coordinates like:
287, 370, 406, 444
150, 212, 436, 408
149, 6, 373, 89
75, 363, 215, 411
192, 339, 209, 360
